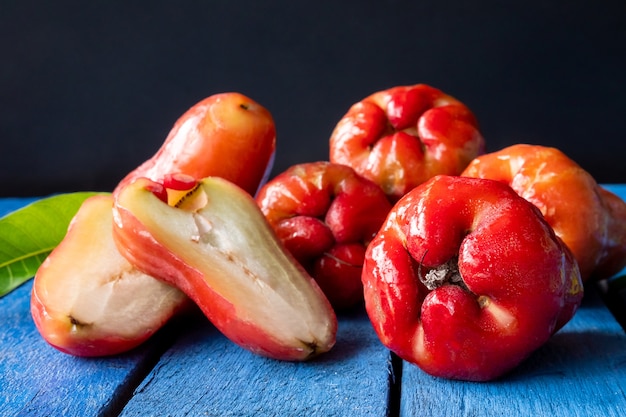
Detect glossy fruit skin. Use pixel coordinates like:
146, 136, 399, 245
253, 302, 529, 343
462, 144, 626, 281
115, 92, 276, 197
256, 161, 392, 310
113, 177, 338, 361
362, 175, 583, 381
329, 84, 485, 201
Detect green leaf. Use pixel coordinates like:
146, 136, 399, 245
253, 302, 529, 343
0, 192, 107, 297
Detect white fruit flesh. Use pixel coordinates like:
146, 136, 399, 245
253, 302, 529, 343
115, 178, 336, 355
33, 195, 187, 349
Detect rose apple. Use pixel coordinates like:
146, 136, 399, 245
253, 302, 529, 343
31, 92, 277, 356
256, 161, 392, 310
462, 144, 626, 281
113, 176, 338, 361
329, 83, 485, 201
362, 175, 583, 381
115, 92, 276, 198
31, 195, 190, 356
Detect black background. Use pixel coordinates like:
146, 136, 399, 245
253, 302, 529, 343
2, 0, 625, 196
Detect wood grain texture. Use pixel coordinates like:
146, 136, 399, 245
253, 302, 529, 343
0, 193, 174, 416
0, 270, 175, 417
118, 308, 394, 417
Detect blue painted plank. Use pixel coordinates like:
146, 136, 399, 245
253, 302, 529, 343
0, 198, 177, 416
605, 184, 626, 196
118, 309, 394, 417
0, 197, 40, 217
399, 288, 626, 417
0, 279, 175, 417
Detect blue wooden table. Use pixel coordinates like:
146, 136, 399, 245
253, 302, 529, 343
2, 187, 626, 417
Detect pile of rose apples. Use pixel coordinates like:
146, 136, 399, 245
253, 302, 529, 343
31, 85, 626, 381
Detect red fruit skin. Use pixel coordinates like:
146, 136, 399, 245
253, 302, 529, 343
312, 243, 367, 310
329, 84, 485, 201
462, 144, 626, 282
256, 161, 392, 310
362, 175, 583, 381
115, 92, 276, 197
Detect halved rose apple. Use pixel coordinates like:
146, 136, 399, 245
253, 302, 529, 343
31, 195, 190, 357
112, 177, 338, 361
